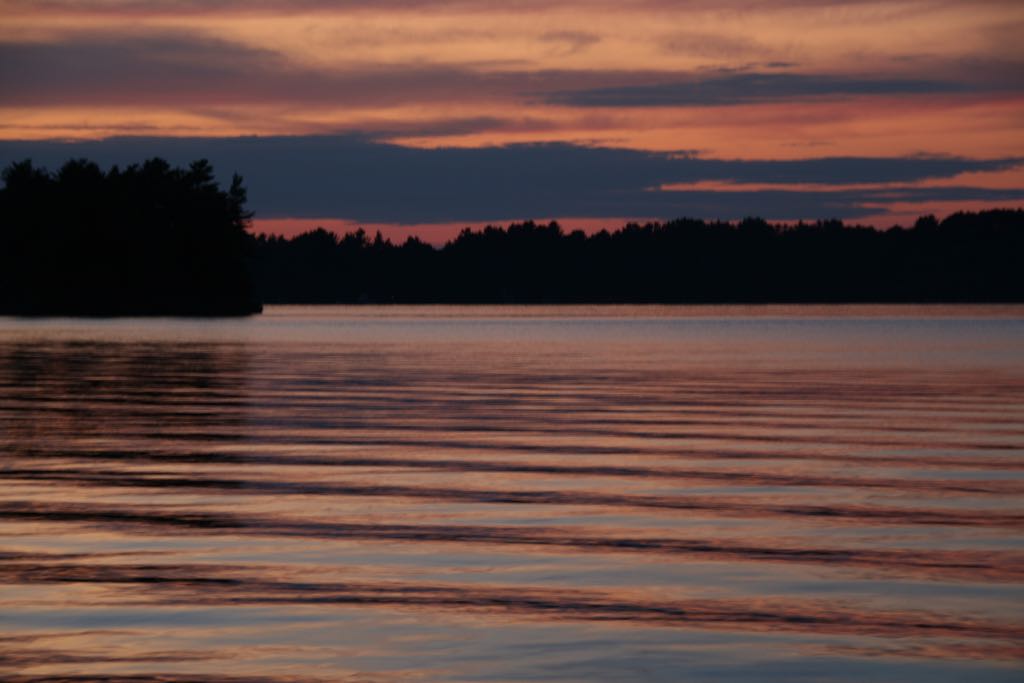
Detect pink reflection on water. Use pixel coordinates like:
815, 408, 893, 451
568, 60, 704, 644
1, 306, 1023, 680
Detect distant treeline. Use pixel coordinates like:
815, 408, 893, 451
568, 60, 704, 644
0, 158, 260, 315
252, 211, 1024, 303
2, 157, 1022, 313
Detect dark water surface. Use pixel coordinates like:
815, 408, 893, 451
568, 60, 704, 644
1, 305, 1022, 682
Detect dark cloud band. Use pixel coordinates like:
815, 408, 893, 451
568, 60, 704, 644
1, 136, 1021, 223
1, 32, 1015, 111
546, 72, 972, 107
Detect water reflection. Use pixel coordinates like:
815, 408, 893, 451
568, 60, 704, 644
2, 306, 1023, 681
0, 342, 251, 445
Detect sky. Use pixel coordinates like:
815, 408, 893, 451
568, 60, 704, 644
1, 0, 1022, 240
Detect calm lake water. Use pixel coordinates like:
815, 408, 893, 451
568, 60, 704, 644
1, 305, 1023, 682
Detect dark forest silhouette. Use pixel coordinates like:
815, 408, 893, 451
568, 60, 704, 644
0, 158, 260, 315
252, 211, 1024, 304
2, 157, 1023, 312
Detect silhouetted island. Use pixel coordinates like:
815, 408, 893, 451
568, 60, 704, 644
251, 211, 1024, 304
2, 157, 1022, 312
0, 158, 261, 316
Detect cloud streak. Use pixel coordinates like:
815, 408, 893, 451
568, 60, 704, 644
0, 34, 507, 108
1, 32, 1014, 112
546, 72, 973, 107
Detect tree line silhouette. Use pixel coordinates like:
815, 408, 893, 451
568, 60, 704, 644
252, 211, 1024, 304
0, 158, 260, 315
2, 157, 1022, 313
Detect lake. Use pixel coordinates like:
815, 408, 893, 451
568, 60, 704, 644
1, 305, 1022, 682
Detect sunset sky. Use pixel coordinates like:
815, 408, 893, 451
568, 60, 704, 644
1, 0, 1022, 240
